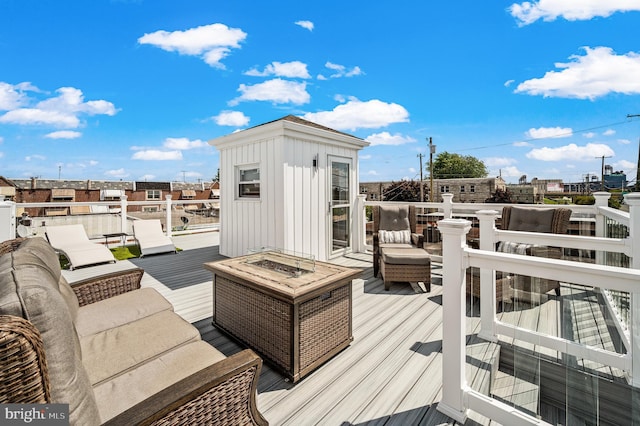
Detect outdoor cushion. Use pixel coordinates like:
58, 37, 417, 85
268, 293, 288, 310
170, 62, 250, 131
75, 287, 173, 338
381, 247, 431, 265
508, 206, 555, 233
46, 224, 115, 269
378, 205, 411, 232
0, 250, 100, 425
378, 229, 411, 244
378, 243, 414, 250
133, 219, 176, 257
80, 309, 201, 386
93, 341, 226, 422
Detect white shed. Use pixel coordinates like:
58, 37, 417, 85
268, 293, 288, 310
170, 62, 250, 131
209, 115, 369, 261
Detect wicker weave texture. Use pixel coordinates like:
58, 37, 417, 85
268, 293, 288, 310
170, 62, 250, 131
72, 268, 144, 306
0, 238, 27, 256
150, 366, 259, 426
216, 276, 292, 371
0, 315, 50, 404
299, 284, 350, 372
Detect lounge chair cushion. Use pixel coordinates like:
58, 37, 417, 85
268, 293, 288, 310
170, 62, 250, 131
75, 287, 173, 338
133, 219, 176, 256
80, 310, 201, 386
46, 224, 115, 269
93, 341, 226, 422
381, 247, 431, 265
507, 206, 556, 233
378, 205, 411, 232
0, 247, 100, 425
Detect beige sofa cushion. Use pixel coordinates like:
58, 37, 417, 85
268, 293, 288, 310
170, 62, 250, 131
81, 309, 201, 386
0, 250, 100, 426
75, 287, 173, 338
93, 341, 226, 422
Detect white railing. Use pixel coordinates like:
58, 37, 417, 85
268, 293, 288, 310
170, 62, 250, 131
436, 192, 640, 425
0, 195, 219, 243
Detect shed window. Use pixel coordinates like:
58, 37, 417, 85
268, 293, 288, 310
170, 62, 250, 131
101, 189, 124, 201
181, 190, 196, 199
237, 166, 260, 199
51, 188, 75, 200
146, 190, 161, 200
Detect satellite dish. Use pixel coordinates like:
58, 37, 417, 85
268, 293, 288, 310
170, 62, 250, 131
17, 225, 29, 237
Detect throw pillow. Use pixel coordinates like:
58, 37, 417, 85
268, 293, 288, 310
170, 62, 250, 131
378, 229, 411, 244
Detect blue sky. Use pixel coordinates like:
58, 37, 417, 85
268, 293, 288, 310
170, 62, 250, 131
1, 1, 639, 185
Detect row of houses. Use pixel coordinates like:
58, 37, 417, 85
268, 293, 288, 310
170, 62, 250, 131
0, 176, 220, 217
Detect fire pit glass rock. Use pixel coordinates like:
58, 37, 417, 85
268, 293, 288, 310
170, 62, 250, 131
245, 247, 315, 277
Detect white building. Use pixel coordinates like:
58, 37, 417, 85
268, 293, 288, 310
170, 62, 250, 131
209, 115, 369, 261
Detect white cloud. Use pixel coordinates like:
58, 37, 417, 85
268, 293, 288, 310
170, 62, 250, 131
0, 152, 3, 158
0, 82, 38, 110
513, 141, 533, 147
139, 174, 156, 181
245, 61, 311, 79
213, 110, 250, 126
25, 154, 46, 161
484, 157, 517, 167
526, 143, 614, 161
498, 166, 523, 177
0, 136, 3, 143
163, 137, 208, 150
603, 129, 616, 136
302, 99, 409, 131
230, 79, 310, 105
504, 79, 515, 87
45, 130, 82, 139
583, 132, 596, 138
365, 132, 416, 146
324, 62, 364, 78
526, 126, 573, 139
138, 23, 246, 68
360, 154, 372, 160
176, 171, 202, 179
509, 1, 640, 26
89, 160, 98, 166
367, 170, 379, 176
105, 168, 129, 178
0, 86, 116, 128
618, 138, 631, 144
132, 150, 183, 160
616, 159, 636, 169
295, 20, 314, 31
515, 47, 640, 99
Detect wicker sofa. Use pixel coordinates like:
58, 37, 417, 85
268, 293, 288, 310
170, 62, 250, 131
0, 237, 267, 426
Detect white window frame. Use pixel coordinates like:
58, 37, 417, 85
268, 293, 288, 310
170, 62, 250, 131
237, 164, 261, 199
146, 189, 161, 201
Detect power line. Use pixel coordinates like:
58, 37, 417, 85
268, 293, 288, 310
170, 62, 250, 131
457, 118, 635, 152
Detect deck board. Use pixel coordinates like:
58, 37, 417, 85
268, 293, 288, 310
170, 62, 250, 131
60, 232, 628, 425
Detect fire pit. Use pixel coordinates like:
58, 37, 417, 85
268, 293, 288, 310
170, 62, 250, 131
204, 250, 360, 383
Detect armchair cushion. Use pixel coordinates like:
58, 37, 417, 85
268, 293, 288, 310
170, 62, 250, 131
505, 206, 556, 233
378, 205, 411, 231
378, 229, 411, 244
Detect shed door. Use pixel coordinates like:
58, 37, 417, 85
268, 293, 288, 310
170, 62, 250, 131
329, 156, 352, 256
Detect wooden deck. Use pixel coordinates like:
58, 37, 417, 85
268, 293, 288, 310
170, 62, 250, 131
61, 232, 629, 425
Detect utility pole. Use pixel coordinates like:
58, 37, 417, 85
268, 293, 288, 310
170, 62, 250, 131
597, 155, 612, 191
428, 137, 435, 201
417, 153, 425, 202
628, 114, 640, 191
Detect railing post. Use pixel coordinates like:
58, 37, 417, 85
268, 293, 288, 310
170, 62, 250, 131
442, 193, 454, 219
165, 195, 172, 237
437, 218, 471, 423
120, 194, 128, 236
0, 200, 16, 242
354, 194, 367, 253
624, 193, 640, 387
593, 192, 610, 265
477, 210, 499, 342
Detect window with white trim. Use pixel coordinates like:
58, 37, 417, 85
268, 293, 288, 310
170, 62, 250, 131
237, 165, 260, 199
146, 189, 161, 200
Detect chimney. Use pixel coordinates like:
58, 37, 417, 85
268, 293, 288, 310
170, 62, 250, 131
87, 179, 92, 190
30, 177, 37, 190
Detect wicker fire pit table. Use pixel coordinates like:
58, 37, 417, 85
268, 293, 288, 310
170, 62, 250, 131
204, 250, 361, 383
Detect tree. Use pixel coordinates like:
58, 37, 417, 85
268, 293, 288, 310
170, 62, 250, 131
432, 152, 488, 179
485, 188, 514, 203
382, 180, 421, 202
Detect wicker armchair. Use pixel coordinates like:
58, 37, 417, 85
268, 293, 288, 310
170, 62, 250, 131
372, 205, 425, 278
0, 237, 267, 425
466, 206, 572, 307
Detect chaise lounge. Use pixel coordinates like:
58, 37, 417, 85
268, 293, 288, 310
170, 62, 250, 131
45, 224, 116, 270
132, 219, 177, 257
0, 237, 267, 425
